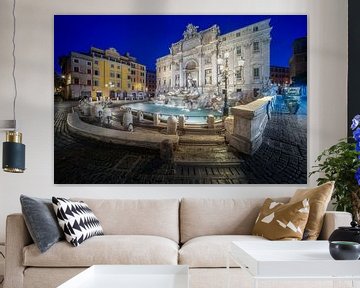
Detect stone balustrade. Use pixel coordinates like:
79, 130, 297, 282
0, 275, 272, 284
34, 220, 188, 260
153, 113, 160, 126
229, 96, 273, 155
167, 116, 177, 135
207, 115, 215, 129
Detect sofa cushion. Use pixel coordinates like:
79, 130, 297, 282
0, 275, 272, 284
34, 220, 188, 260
23, 235, 178, 267
180, 198, 289, 243
179, 235, 267, 268
72, 198, 179, 243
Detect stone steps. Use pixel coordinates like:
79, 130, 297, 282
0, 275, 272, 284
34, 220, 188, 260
179, 134, 225, 145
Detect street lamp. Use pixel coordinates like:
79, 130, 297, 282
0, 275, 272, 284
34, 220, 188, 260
217, 51, 230, 116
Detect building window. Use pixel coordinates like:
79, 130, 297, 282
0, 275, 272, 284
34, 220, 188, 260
117, 82, 121, 88
116, 73, 121, 79
73, 78, 79, 85
131, 70, 135, 75
87, 61, 92, 66
128, 83, 131, 89
236, 32, 241, 37
253, 26, 259, 32
111, 64, 114, 68
73, 59, 79, 63
163, 66, 166, 72
110, 71, 115, 78
236, 46, 241, 56
205, 57, 212, 65
73, 66, 79, 72
117, 65, 121, 69
128, 75, 131, 80
94, 80, 99, 86
253, 42, 260, 53
87, 80, 92, 86
253, 67, 260, 79
253, 88, 260, 97
87, 69, 91, 74
94, 60, 99, 65
163, 79, 166, 85
236, 67, 243, 81
205, 69, 212, 85
131, 63, 135, 68
94, 70, 99, 76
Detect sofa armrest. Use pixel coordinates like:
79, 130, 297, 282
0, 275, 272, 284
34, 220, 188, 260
4, 213, 33, 288
318, 211, 352, 240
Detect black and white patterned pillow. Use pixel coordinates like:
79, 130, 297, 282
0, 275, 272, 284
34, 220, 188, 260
52, 197, 104, 247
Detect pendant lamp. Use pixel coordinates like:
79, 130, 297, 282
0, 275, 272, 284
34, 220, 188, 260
1, 0, 25, 173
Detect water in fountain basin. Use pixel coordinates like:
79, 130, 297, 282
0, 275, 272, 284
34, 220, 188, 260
122, 102, 222, 124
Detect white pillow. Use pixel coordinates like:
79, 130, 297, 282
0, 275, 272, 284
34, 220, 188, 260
52, 197, 103, 246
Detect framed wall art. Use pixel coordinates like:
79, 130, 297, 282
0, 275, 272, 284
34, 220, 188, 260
54, 15, 307, 184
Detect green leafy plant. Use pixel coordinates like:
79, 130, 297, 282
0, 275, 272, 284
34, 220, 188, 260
310, 139, 360, 221
311, 115, 360, 222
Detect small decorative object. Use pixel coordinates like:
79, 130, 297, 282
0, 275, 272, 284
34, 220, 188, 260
329, 221, 360, 244
329, 241, 360, 260
310, 114, 360, 222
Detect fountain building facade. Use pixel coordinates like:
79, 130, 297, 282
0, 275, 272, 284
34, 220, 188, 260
156, 19, 272, 96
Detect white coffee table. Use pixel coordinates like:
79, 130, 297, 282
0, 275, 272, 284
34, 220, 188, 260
228, 241, 360, 288
58, 265, 189, 288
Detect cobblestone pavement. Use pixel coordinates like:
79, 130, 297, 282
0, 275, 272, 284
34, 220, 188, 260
54, 101, 307, 184
55, 102, 247, 184
239, 113, 307, 184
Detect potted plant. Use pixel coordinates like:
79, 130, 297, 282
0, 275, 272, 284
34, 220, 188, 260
310, 115, 360, 222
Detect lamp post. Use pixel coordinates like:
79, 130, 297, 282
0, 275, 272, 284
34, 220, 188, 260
218, 52, 246, 117
217, 51, 230, 116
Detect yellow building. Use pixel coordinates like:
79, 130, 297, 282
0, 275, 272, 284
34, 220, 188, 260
61, 47, 146, 100
89, 47, 144, 100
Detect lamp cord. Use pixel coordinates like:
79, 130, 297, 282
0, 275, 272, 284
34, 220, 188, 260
12, 0, 17, 128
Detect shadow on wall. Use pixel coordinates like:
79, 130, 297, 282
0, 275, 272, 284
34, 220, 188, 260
128, 0, 171, 14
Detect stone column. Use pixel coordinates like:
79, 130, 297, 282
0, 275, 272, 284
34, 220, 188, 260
137, 111, 144, 122
171, 61, 176, 90
229, 96, 272, 155
211, 51, 218, 86
167, 116, 177, 135
178, 115, 186, 129
123, 108, 133, 130
207, 115, 215, 129
153, 113, 160, 126
179, 60, 184, 88
198, 53, 203, 89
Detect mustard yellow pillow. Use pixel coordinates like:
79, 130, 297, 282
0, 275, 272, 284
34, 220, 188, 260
252, 198, 310, 240
289, 181, 334, 240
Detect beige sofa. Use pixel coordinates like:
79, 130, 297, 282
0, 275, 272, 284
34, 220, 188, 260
4, 198, 352, 288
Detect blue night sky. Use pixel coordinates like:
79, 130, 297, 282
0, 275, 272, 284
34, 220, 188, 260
54, 15, 307, 73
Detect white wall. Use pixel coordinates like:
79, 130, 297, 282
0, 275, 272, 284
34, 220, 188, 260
0, 0, 348, 242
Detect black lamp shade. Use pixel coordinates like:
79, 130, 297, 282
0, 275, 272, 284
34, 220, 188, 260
3, 141, 25, 173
